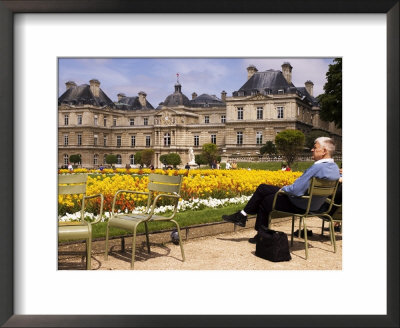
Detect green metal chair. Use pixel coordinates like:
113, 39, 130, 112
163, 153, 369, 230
105, 173, 184, 269
321, 200, 342, 234
58, 174, 104, 270
268, 177, 340, 260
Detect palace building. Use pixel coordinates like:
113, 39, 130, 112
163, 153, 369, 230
58, 62, 342, 168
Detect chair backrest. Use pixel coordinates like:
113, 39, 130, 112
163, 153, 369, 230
308, 177, 339, 198
147, 173, 182, 194
58, 174, 88, 195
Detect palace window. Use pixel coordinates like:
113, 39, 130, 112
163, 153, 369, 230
104, 116, 107, 127
77, 134, 82, 146
146, 135, 151, 147
113, 118, 117, 126
94, 134, 98, 146
211, 134, 216, 144
117, 135, 121, 147
64, 134, 69, 146
130, 118, 135, 126
130, 154, 135, 165
221, 115, 226, 123
256, 132, 263, 145
104, 135, 107, 146
237, 132, 243, 145
278, 89, 284, 94
93, 154, 98, 165
277, 107, 284, 119
63, 154, 69, 165
237, 107, 243, 120
204, 116, 209, 124
131, 135, 136, 147
64, 114, 69, 126
77, 114, 82, 125
94, 115, 98, 126
103, 154, 107, 164
164, 133, 171, 146
143, 117, 148, 126
257, 107, 263, 120
194, 135, 199, 147
117, 155, 122, 165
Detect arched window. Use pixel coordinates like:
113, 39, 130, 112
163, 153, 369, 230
117, 155, 122, 165
164, 133, 171, 146
130, 155, 135, 165
63, 154, 69, 165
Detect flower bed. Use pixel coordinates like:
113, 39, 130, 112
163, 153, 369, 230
58, 168, 301, 219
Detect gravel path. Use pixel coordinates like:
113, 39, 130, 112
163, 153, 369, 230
58, 216, 342, 270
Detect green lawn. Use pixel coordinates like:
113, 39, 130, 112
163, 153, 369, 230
90, 203, 244, 239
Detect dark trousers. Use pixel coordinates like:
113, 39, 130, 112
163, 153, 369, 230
243, 184, 305, 231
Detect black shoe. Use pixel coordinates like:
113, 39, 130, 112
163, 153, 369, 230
248, 234, 259, 244
293, 229, 313, 238
222, 211, 247, 227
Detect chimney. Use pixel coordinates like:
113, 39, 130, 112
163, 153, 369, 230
65, 81, 77, 90
247, 65, 258, 80
138, 91, 147, 108
281, 62, 293, 84
89, 79, 100, 97
117, 93, 126, 102
192, 92, 198, 100
305, 80, 314, 96
221, 90, 227, 102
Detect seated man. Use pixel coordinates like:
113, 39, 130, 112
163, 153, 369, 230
222, 137, 340, 243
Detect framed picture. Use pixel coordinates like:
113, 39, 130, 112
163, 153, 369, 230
1, 1, 398, 327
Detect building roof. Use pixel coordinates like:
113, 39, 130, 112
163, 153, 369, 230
58, 84, 115, 107
159, 83, 191, 107
115, 96, 154, 110
235, 70, 293, 96
296, 87, 319, 106
190, 93, 225, 107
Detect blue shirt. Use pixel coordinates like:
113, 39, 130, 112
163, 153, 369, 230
281, 159, 340, 210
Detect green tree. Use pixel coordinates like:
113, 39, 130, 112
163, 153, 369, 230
275, 129, 305, 167
195, 154, 207, 167
305, 130, 330, 150
141, 149, 154, 167
166, 153, 181, 168
159, 154, 168, 167
134, 151, 142, 166
69, 154, 81, 166
260, 141, 277, 156
317, 58, 342, 128
201, 143, 218, 166
105, 154, 117, 167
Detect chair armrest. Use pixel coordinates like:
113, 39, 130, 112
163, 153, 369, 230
271, 190, 310, 214
147, 193, 181, 220
83, 193, 104, 224
111, 190, 149, 216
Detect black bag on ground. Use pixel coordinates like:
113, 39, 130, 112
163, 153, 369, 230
255, 226, 291, 262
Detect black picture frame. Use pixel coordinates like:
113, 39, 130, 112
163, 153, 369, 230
1, 1, 398, 327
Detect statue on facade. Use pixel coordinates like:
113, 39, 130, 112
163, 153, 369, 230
188, 147, 196, 165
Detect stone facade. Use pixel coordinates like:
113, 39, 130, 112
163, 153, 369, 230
58, 63, 342, 168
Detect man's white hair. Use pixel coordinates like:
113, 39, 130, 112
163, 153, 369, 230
315, 137, 335, 155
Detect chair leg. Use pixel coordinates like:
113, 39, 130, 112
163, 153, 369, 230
86, 224, 92, 270
290, 216, 295, 246
330, 219, 337, 253
321, 219, 325, 236
86, 236, 92, 270
171, 219, 185, 262
105, 222, 110, 260
131, 224, 138, 269
144, 221, 150, 254
303, 218, 308, 260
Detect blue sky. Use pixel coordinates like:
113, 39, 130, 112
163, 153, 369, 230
58, 58, 335, 107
